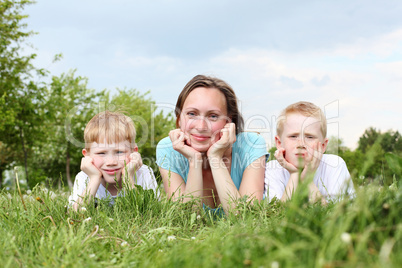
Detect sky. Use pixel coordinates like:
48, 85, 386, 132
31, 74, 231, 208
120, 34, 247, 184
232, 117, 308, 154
24, 0, 402, 150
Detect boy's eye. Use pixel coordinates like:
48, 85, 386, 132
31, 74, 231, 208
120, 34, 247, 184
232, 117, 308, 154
96, 152, 105, 155
117, 151, 125, 154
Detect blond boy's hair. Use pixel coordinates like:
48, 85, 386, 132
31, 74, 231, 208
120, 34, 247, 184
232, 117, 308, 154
84, 111, 136, 151
276, 101, 327, 138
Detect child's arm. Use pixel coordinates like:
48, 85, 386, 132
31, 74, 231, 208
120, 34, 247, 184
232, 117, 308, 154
274, 149, 300, 201
122, 152, 143, 189
71, 156, 102, 211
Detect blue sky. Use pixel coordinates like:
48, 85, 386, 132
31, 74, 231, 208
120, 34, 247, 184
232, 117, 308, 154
24, 0, 402, 149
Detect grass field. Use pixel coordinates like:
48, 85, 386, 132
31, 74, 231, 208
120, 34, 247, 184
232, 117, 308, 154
0, 178, 401, 267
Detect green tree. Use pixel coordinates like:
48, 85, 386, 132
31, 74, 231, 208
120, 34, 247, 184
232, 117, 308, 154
356, 128, 402, 185
31, 70, 104, 188
357, 127, 381, 153
0, 0, 47, 187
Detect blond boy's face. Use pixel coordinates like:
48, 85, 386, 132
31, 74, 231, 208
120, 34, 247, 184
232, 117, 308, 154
275, 112, 328, 168
83, 140, 137, 185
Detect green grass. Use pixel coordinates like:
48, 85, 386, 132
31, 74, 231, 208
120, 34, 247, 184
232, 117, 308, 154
0, 180, 401, 267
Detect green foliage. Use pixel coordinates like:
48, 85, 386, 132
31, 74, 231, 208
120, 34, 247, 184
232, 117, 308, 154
0, 178, 401, 267
0, 0, 46, 187
268, 146, 276, 161
30, 70, 104, 188
358, 128, 402, 154
326, 130, 402, 187
385, 153, 402, 179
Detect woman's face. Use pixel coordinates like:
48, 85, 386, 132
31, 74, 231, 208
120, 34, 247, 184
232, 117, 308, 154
179, 87, 229, 152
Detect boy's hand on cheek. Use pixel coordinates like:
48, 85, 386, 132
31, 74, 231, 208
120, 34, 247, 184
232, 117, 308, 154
275, 148, 298, 174
122, 152, 143, 181
129, 152, 143, 171
301, 141, 323, 179
81, 156, 102, 180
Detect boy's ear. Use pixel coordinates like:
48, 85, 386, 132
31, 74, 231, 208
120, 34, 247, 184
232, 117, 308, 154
275, 135, 282, 149
82, 149, 87, 156
321, 138, 329, 153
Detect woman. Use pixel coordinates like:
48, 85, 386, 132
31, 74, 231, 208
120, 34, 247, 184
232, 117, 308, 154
156, 75, 267, 214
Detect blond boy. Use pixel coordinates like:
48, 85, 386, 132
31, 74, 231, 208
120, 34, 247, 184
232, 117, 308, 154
264, 101, 355, 203
68, 111, 158, 211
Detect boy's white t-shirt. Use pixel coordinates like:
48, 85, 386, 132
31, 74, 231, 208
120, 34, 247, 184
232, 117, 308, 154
68, 164, 158, 207
264, 154, 355, 202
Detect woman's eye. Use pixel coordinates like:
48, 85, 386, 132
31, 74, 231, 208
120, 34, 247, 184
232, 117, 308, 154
187, 112, 196, 117
208, 114, 219, 121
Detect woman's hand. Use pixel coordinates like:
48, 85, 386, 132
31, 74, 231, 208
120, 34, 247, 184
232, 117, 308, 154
207, 123, 236, 159
169, 129, 202, 162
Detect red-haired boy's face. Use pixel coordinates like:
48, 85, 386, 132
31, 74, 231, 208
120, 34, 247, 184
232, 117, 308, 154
275, 113, 328, 168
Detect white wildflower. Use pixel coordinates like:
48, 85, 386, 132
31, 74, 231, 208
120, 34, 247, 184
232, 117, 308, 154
109, 218, 114, 221
191, 237, 196, 240
159, 249, 163, 252
120, 241, 128, 247
167, 235, 176, 241
80, 207, 87, 212
7, 193, 12, 199
271, 261, 279, 268
42, 188, 48, 194
83, 217, 92, 222
49, 191, 57, 200
196, 215, 201, 220
341, 232, 352, 244
89, 254, 96, 258
26, 190, 32, 195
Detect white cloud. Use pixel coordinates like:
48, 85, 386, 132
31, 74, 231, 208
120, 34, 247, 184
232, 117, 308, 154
329, 28, 402, 58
